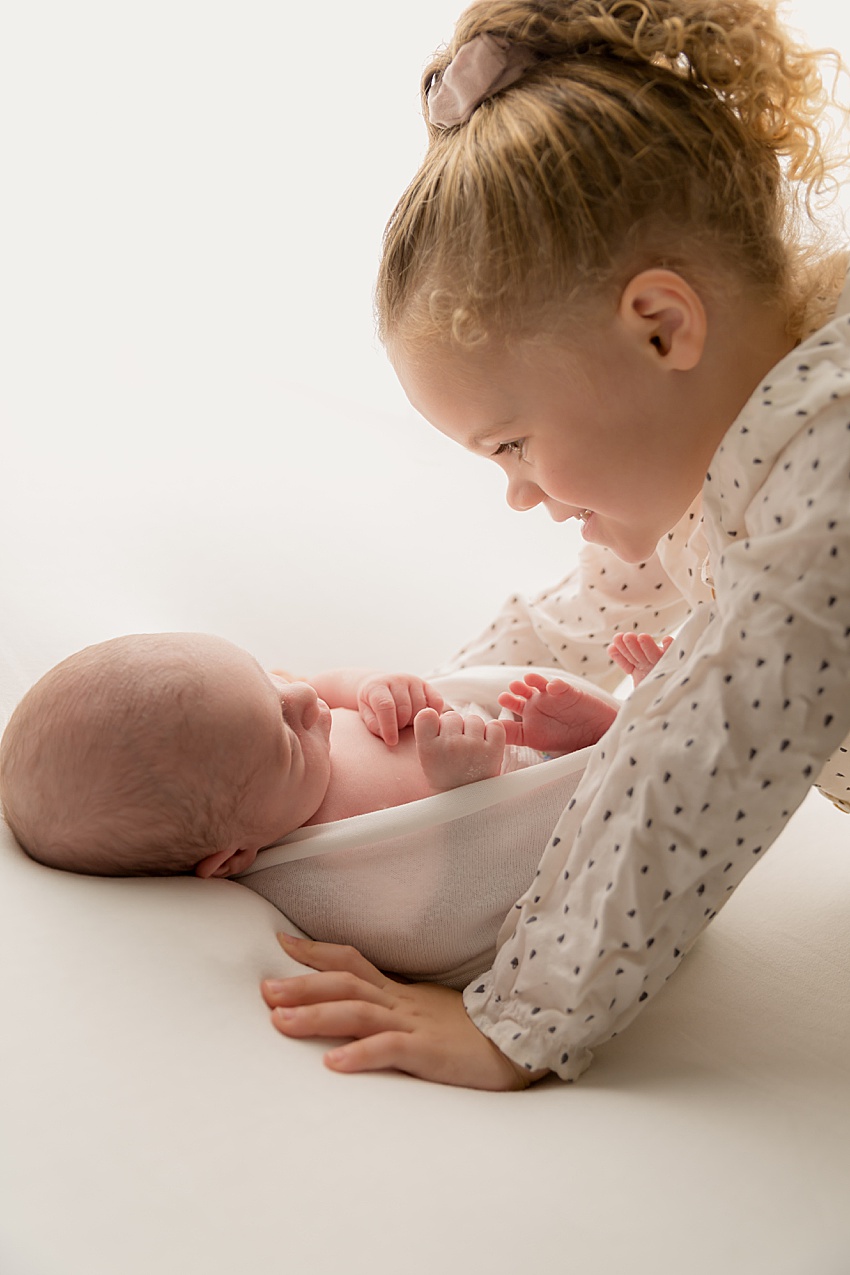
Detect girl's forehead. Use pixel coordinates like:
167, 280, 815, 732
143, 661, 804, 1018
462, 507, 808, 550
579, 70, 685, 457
393, 332, 593, 404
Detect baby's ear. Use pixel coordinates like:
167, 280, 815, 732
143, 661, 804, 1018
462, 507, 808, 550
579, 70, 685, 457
194, 846, 257, 878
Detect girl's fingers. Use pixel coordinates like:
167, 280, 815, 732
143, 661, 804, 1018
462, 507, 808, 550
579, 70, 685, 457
324, 1030, 463, 1083
275, 933, 392, 988
262, 969, 396, 1011
323, 1012, 534, 1090
523, 672, 549, 692
271, 998, 406, 1042
324, 1031, 416, 1076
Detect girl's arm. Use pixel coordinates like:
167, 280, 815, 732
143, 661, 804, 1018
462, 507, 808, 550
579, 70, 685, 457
260, 392, 850, 1086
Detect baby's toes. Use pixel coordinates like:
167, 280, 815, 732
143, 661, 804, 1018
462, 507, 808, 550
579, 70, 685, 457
413, 707, 441, 743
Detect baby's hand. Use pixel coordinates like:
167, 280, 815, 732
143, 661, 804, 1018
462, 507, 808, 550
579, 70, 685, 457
357, 674, 445, 746
607, 633, 673, 687
414, 709, 506, 790
497, 673, 617, 753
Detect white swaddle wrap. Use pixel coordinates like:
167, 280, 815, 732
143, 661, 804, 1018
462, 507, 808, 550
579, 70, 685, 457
238, 667, 619, 989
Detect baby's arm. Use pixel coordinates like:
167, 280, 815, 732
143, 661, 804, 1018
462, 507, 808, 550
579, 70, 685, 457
497, 673, 618, 753
274, 668, 445, 747
607, 633, 673, 687
414, 709, 506, 790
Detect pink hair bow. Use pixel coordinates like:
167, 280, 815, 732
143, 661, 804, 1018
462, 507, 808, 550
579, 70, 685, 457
427, 32, 536, 128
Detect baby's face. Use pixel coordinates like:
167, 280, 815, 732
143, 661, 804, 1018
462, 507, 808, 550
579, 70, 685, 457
258, 673, 333, 837
196, 639, 332, 862
242, 672, 333, 853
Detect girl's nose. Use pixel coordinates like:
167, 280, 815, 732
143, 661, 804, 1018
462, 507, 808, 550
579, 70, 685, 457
505, 472, 543, 513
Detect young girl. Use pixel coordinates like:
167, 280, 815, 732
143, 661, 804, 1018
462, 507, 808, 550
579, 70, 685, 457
261, 0, 850, 1090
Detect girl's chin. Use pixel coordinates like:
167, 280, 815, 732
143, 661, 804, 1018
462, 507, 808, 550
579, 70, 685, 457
582, 515, 660, 564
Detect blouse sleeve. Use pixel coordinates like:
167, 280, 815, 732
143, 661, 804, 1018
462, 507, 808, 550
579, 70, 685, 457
435, 501, 705, 693
464, 403, 850, 1081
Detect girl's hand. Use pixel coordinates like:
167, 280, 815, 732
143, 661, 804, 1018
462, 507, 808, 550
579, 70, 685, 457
357, 674, 445, 746
413, 708, 506, 789
261, 934, 544, 1091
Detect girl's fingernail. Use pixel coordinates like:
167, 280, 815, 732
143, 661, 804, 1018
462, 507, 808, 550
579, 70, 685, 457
277, 931, 302, 945
273, 1007, 297, 1022
263, 979, 286, 994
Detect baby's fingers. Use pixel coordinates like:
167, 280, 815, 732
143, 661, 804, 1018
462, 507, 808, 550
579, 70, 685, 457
423, 683, 445, 713
497, 691, 522, 716
521, 672, 550, 693
361, 686, 400, 746
406, 678, 444, 721
504, 678, 534, 701
542, 677, 573, 696
638, 633, 673, 664
608, 642, 634, 674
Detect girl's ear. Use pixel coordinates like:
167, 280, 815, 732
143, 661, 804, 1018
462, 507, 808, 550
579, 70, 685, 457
617, 269, 707, 371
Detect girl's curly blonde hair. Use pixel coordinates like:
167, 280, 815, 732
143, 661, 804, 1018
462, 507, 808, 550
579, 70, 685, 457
377, 0, 847, 350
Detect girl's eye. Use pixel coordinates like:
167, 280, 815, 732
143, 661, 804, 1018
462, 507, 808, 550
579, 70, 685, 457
493, 439, 525, 459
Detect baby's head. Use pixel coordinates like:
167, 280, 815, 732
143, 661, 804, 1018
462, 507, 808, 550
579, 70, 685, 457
0, 633, 332, 878
378, 0, 842, 358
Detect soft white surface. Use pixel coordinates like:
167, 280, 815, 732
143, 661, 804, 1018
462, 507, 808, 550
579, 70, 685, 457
2, 786, 849, 1275
1, 3, 849, 1273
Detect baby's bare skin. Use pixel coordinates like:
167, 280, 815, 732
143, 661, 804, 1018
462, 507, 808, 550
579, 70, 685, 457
305, 707, 441, 824
497, 673, 618, 752
306, 671, 620, 826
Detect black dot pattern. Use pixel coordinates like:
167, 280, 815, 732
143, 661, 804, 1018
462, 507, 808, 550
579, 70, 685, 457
433, 496, 711, 690
462, 295, 850, 1081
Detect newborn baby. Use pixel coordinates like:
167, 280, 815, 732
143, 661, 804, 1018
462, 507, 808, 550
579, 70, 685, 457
0, 632, 623, 878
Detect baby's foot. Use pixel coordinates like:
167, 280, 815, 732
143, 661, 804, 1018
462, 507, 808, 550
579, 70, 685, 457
608, 633, 673, 687
414, 709, 506, 790
497, 673, 617, 754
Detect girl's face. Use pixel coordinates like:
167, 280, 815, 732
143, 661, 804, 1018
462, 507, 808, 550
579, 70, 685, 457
392, 322, 718, 565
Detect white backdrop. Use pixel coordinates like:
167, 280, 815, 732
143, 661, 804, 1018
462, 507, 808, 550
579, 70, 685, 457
1, 1, 848, 692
